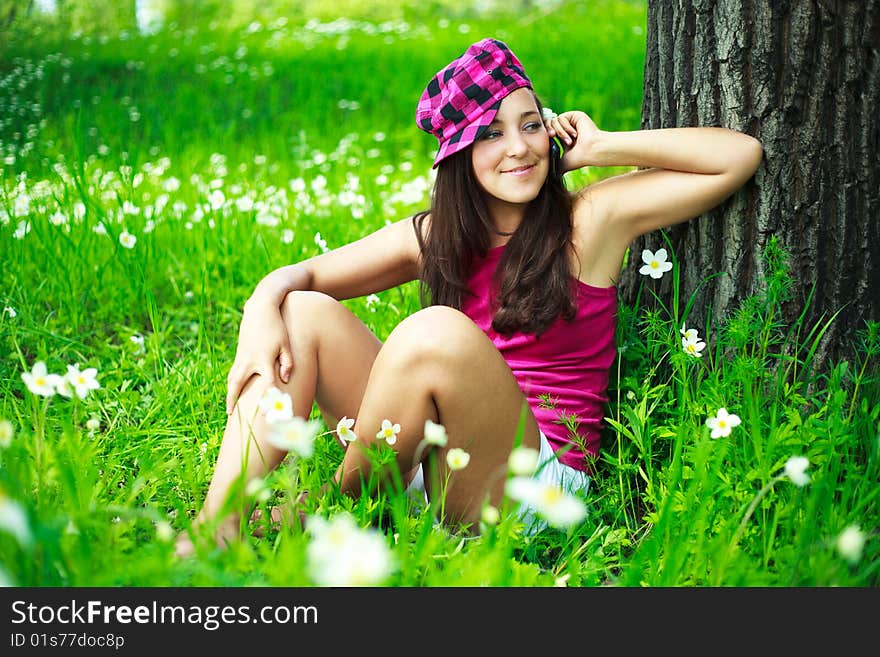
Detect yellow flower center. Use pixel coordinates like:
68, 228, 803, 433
36, 377, 45, 386
650, 261, 659, 268
540, 487, 563, 505
719, 420, 727, 428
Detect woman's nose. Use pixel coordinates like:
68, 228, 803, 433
504, 132, 529, 157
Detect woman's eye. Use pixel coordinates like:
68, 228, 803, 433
483, 130, 501, 140
524, 122, 541, 132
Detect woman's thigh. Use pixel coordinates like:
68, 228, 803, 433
280, 291, 382, 435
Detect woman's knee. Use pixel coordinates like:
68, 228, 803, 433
280, 290, 342, 328
383, 305, 483, 366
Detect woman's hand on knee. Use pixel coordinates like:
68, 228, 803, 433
225, 300, 294, 414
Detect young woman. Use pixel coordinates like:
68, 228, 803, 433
175, 38, 762, 557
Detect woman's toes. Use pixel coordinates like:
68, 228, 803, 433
174, 534, 195, 559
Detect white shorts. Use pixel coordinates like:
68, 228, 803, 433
405, 430, 590, 534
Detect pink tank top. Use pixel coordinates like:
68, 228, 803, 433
460, 245, 618, 472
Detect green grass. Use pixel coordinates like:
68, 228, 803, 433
1, 0, 877, 587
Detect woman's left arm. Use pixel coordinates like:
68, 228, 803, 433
548, 112, 764, 243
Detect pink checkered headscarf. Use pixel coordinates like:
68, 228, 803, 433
416, 38, 533, 168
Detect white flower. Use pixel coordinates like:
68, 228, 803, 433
481, 504, 500, 526
13, 194, 29, 216
21, 361, 62, 397
235, 195, 254, 213
2, 306, 16, 318
55, 375, 73, 399
208, 189, 225, 210
541, 107, 558, 121
0, 496, 32, 547
423, 419, 448, 447
267, 416, 322, 458
682, 331, 706, 358
155, 521, 175, 542
364, 292, 380, 310
705, 407, 741, 439
505, 477, 586, 529
64, 363, 100, 399
258, 386, 294, 424
639, 248, 673, 279
314, 231, 328, 253
245, 477, 272, 503
376, 419, 401, 445
508, 446, 539, 476
336, 416, 357, 443
13, 220, 30, 239
680, 323, 697, 340
0, 420, 13, 448
446, 447, 470, 471
85, 417, 101, 433
306, 513, 395, 586
836, 525, 865, 565
130, 334, 145, 355
783, 455, 810, 487
119, 230, 137, 248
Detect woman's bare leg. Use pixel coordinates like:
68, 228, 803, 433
337, 305, 541, 529
175, 291, 382, 556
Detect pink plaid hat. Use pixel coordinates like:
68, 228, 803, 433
416, 38, 533, 168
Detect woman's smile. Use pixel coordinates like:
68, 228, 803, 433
501, 163, 537, 176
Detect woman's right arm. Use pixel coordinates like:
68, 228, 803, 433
224, 215, 423, 413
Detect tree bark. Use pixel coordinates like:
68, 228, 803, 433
621, 0, 880, 367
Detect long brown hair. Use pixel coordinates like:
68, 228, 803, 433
413, 101, 577, 337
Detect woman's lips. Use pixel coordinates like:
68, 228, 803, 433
502, 164, 535, 176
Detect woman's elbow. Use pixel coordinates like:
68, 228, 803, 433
742, 133, 764, 174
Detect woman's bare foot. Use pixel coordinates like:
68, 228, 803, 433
173, 533, 196, 559
250, 491, 310, 537
173, 515, 241, 558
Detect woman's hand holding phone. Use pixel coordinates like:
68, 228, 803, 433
544, 110, 602, 173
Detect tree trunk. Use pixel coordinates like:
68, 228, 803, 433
620, 0, 880, 367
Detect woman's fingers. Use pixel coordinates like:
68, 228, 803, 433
225, 365, 245, 415
277, 341, 294, 384
225, 347, 293, 414
278, 349, 293, 383
555, 116, 577, 145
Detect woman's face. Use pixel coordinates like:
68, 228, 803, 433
470, 87, 550, 209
